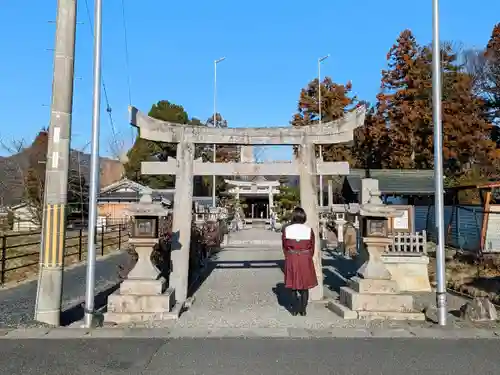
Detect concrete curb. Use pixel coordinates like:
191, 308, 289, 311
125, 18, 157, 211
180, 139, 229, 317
1, 326, 499, 340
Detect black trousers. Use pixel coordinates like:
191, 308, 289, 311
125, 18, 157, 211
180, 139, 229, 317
291, 289, 309, 313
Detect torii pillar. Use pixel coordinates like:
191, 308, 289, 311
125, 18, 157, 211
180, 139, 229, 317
298, 142, 323, 300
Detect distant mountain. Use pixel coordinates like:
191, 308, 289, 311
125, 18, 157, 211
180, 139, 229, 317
0, 147, 124, 207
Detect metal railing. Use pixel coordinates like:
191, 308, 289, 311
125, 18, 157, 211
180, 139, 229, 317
0, 223, 128, 285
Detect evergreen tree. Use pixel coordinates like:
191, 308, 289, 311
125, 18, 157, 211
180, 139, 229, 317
375, 29, 498, 176
275, 185, 300, 221
124, 100, 202, 189
375, 29, 432, 169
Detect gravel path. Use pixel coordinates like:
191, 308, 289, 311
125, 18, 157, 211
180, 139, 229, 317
0, 251, 128, 328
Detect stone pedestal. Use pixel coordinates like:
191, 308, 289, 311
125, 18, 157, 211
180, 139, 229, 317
383, 254, 431, 292
328, 237, 425, 320
105, 238, 177, 324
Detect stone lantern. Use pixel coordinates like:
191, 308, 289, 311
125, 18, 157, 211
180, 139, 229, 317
327, 179, 425, 321
356, 194, 399, 281
105, 192, 177, 324
334, 212, 347, 256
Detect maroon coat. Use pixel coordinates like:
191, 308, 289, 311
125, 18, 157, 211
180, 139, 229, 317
282, 223, 318, 290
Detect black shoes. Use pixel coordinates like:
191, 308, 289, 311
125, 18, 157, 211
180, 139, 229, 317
290, 290, 308, 316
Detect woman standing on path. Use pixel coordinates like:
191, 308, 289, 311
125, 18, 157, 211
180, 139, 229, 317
281, 207, 318, 316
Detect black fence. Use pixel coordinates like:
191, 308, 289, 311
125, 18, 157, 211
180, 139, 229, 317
0, 223, 128, 285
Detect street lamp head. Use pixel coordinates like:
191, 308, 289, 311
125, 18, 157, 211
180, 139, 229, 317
318, 54, 330, 62
215, 57, 226, 64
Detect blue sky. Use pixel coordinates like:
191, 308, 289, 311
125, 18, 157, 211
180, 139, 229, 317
0, 0, 498, 160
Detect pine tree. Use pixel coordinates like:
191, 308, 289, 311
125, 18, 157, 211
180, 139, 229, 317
204, 113, 239, 163
124, 100, 201, 189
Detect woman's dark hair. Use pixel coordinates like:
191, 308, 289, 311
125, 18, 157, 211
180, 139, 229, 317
290, 207, 307, 224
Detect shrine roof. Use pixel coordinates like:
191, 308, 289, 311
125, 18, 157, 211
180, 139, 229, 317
345, 169, 435, 195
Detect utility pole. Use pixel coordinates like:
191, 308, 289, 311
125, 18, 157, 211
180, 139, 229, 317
34, 0, 77, 326
318, 54, 329, 207
432, 0, 447, 326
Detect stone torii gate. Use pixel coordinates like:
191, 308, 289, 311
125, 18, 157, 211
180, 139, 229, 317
129, 106, 366, 305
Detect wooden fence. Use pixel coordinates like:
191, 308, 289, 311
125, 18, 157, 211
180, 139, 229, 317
0, 223, 128, 285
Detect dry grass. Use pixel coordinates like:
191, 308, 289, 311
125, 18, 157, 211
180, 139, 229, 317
0, 226, 128, 285
428, 247, 500, 305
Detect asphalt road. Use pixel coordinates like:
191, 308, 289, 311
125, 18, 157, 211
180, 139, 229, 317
0, 337, 498, 374
0, 251, 127, 327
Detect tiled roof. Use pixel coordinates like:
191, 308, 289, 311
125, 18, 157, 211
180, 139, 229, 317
98, 190, 211, 203
346, 169, 435, 195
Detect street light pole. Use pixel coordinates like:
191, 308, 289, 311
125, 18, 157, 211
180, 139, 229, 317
432, 0, 447, 326
83, 0, 103, 328
318, 54, 329, 207
212, 57, 225, 208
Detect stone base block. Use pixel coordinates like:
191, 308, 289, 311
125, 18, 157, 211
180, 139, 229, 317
327, 301, 425, 321
382, 255, 431, 292
108, 288, 174, 313
357, 311, 425, 321
120, 278, 167, 295
348, 276, 398, 294
326, 300, 358, 319
340, 287, 414, 312
105, 311, 178, 324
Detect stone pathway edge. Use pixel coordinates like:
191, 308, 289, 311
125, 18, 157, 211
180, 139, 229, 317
1, 326, 499, 340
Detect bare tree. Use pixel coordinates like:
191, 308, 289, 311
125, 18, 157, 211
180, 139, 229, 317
459, 42, 499, 126
0, 136, 44, 227
0, 131, 89, 230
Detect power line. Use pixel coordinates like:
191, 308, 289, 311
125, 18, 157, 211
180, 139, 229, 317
120, 0, 136, 146
121, 0, 132, 106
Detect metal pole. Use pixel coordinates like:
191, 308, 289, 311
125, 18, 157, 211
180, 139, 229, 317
318, 59, 322, 125
212, 60, 217, 208
83, 0, 103, 328
212, 57, 225, 208
34, 0, 77, 326
318, 55, 329, 207
432, 0, 447, 326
